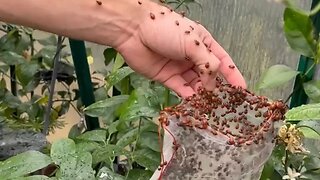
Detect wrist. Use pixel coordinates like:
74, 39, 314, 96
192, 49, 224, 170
101, 0, 160, 48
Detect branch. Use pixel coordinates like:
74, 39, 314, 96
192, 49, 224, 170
42, 36, 65, 135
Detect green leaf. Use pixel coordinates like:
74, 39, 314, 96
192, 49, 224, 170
284, 8, 316, 57
116, 128, 140, 148
285, 103, 320, 121
14, 175, 52, 180
103, 48, 117, 66
304, 155, 320, 170
84, 95, 129, 117
50, 138, 95, 180
51, 139, 76, 164
127, 169, 153, 180
106, 66, 134, 89
260, 160, 275, 180
96, 167, 125, 180
37, 35, 57, 46
120, 105, 157, 122
75, 141, 101, 153
68, 124, 84, 139
301, 169, 320, 180
138, 132, 160, 152
116, 123, 158, 148
0, 151, 52, 179
76, 129, 107, 142
0, 51, 25, 65
0, 65, 9, 72
0, 78, 6, 88
3, 91, 21, 108
107, 120, 120, 135
304, 80, 320, 103
133, 149, 160, 171
16, 62, 39, 87
297, 120, 320, 139
112, 54, 125, 72
91, 145, 129, 165
256, 64, 300, 90
94, 87, 109, 101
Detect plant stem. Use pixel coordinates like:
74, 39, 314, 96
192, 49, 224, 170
126, 118, 142, 179
285, 62, 316, 103
284, 150, 289, 173
175, 0, 186, 10
9, 66, 17, 96
0, 69, 22, 85
310, 1, 320, 16
42, 36, 64, 135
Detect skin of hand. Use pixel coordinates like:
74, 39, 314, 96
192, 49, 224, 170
0, 0, 246, 98
115, 1, 247, 98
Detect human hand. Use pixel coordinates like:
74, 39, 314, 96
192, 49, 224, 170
115, 1, 246, 98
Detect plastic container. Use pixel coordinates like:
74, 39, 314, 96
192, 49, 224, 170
151, 78, 286, 180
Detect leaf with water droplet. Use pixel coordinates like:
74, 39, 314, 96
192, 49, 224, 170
0, 151, 51, 179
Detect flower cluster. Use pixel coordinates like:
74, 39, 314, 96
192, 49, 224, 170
278, 124, 309, 154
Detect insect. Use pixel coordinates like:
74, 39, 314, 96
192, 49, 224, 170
150, 13, 155, 20
96, 0, 102, 5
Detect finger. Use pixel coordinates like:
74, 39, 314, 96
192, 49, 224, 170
202, 33, 247, 88
162, 74, 196, 98
184, 34, 221, 91
181, 69, 201, 91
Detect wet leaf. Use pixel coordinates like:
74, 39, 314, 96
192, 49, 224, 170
76, 129, 107, 142
75, 141, 101, 153
256, 64, 299, 90
96, 166, 125, 180
119, 105, 157, 122
138, 131, 161, 152
50, 138, 95, 180
91, 144, 129, 165
84, 95, 129, 117
14, 175, 51, 180
51, 139, 76, 165
127, 169, 153, 180
106, 66, 134, 89
284, 8, 316, 57
116, 124, 156, 148
0, 151, 52, 179
285, 103, 320, 121
133, 149, 160, 171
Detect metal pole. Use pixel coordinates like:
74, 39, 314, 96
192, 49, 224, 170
69, 39, 100, 130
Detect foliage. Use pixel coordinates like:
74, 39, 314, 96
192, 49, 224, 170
1, 0, 320, 180
257, 1, 320, 179
0, 24, 77, 133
